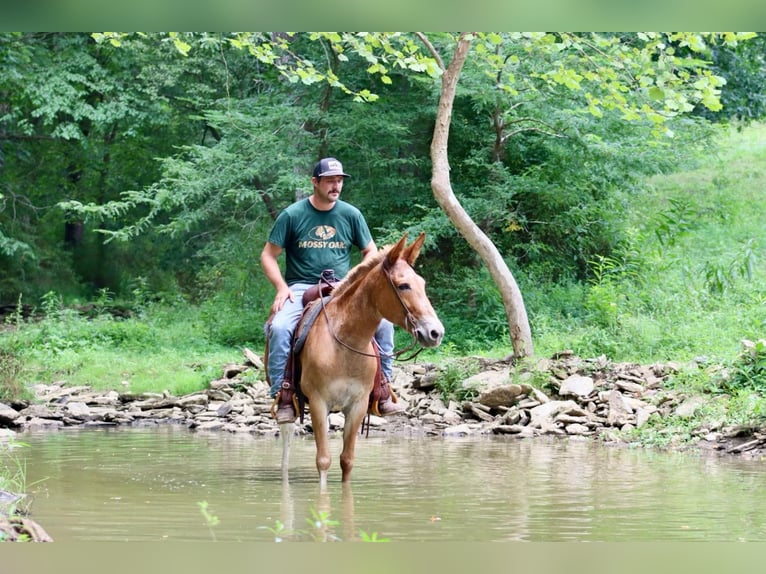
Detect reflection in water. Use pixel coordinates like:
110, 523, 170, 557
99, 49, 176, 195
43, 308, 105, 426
18, 426, 766, 542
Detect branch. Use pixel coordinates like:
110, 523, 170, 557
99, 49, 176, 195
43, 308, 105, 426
414, 32, 445, 71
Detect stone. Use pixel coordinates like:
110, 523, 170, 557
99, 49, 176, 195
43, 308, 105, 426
442, 410, 463, 425
461, 369, 510, 391
615, 380, 645, 394
558, 375, 594, 398
477, 384, 523, 408
0, 403, 21, 424
565, 423, 590, 435
674, 396, 706, 418
606, 390, 633, 426
64, 402, 91, 419
328, 413, 345, 428
243, 348, 264, 369
528, 400, 580, 429
178, 394, 209, 407
443, 423, 473, 436
19, 404, 59, 419
222, 363, 247, 379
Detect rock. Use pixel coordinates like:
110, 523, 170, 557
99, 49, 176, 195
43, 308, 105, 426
19, 404, 59, 419
615, 380, 645, 394
328, 413, 345, 427
243, 347, 264, 369
0, 403, 21, 424
413, 372, 439, 390
635, 406, 656, 428
443, 424, 473, 436
477, 384, 523, 408
674, 396, 706, 418
461, 369, 510, 391
442, 410, 463, 425
606, 390, 633, 426
64, 402, 91, 419
528, 400, 580, 429
178, 394, 209, 408
565, 423, 590, 435
222, 363, 247, 379
194, 421, 226, 431
558, 375, 594, 398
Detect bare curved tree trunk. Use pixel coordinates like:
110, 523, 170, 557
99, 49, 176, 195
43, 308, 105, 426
428, 33, 534, 357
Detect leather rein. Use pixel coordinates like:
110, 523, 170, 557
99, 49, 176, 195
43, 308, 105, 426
317, 263, 424, 362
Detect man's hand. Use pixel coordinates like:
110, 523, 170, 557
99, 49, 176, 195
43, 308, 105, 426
271, 285, 294, 314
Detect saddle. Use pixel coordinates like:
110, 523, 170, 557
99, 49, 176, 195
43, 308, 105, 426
271, 269, 391, 424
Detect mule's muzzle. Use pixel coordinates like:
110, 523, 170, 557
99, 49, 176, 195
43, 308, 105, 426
414, 317, 444, 348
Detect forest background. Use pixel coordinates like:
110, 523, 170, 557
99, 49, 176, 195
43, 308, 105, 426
1, 32, 765, 405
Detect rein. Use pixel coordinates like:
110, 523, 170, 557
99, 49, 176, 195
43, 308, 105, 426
317, 264, 424, 362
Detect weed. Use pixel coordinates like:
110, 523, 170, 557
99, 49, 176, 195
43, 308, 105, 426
653, 197, 698, 247
197, 501, 220, 541
703, 239, 759, 295
717, 339, 766, 394
0, 348, 24, 402
434, 360, 479, 403
359, 530, 390, 542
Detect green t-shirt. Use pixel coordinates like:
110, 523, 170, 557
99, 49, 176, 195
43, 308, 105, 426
268, 198, 373, 285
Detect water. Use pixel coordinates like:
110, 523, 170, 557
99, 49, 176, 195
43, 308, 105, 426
16, 426, 766, 542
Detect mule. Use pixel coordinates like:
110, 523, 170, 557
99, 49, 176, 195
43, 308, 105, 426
280, 232, 444, 487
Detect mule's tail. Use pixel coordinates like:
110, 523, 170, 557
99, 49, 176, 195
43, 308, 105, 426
279, 422, 292, 482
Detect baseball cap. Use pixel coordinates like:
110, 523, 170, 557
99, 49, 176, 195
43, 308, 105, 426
312, 157, 350, 178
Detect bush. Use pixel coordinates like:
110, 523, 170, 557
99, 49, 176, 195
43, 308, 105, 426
0, 346, 25, 402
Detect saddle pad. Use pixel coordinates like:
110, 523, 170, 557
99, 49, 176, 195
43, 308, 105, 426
292, 296, 330, 355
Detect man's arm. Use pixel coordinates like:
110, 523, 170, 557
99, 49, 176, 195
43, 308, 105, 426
260, 242, 294, 314
360, 240, 378, 261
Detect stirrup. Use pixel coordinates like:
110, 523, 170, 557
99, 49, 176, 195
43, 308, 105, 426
370, 383, 399, 417
270, 384, 299, 421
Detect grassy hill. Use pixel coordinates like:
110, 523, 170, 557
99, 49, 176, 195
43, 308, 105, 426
530, 122, 766, 364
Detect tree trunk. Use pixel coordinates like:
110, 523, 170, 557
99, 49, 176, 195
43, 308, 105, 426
429, 33, 534, 357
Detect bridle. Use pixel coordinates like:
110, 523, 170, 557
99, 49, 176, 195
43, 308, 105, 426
318, 261, 424, 361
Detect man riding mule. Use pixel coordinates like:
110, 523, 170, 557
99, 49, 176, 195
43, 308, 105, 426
260, 157, 403, 424
268, 230, 444, 485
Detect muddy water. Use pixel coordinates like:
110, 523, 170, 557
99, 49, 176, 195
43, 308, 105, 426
18, 426, 766, 542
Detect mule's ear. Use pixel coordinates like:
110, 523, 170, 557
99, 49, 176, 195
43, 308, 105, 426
404, 232, 426, 265
385, 234, 409, 268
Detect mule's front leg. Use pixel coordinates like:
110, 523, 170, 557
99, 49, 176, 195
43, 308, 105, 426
340, 402, 368, 483
311, 402, 332, 489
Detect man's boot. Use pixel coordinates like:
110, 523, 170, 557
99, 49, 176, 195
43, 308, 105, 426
372, 375, 404, 417
271, 381, 298, 424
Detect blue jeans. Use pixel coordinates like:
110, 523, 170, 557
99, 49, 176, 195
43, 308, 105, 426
265, 282, 394, 397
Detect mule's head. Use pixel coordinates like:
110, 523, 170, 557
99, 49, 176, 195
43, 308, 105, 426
383, 233, 444, 348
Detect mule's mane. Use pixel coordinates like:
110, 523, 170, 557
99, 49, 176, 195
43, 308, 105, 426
331, 245, 393, 299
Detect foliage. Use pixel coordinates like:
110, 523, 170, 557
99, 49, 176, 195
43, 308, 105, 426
197, 501, 220, 542
1, 290, 238, 400
0, 439, 36, 519
434, 359, 480, 402
696, 34, 766, 123
716, 340, 766, 395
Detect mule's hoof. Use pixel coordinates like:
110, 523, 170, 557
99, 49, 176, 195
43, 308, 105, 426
377, 397, 405, 417
275, 404, 297, 424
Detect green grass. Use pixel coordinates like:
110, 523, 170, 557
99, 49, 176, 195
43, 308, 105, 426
528, 122, 766, 364
1, 303, 245, 397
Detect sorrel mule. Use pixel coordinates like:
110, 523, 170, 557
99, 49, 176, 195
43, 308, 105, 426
281, 232, 444, 487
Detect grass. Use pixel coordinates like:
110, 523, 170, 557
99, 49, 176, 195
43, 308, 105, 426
528, 122, 766, 365
1, 303, 244, 397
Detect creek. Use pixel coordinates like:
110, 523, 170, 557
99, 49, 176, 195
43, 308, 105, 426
18, 426, 766, 542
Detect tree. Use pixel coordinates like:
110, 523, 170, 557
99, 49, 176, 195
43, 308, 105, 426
59, 32, 755, 356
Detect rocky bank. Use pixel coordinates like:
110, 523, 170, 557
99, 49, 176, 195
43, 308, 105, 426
2, 348, 763, 457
